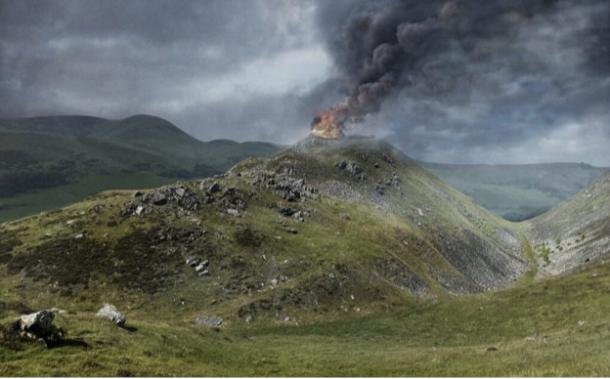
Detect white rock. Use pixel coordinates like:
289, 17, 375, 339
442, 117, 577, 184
96, 304, 126, 326
135, 205, 145, 215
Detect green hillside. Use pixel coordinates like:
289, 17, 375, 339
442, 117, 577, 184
0, 115, 281, 222
421, 162, 608, 221
1, 136, 609, 375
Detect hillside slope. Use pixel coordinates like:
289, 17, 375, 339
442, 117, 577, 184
422, 162, 607, 221
0, 115, 281, 222
526, 172, 610, 276
0, 137, 529, 325
4, 137, 610, 376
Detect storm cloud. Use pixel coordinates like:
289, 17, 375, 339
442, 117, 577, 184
1, 0, 609, 165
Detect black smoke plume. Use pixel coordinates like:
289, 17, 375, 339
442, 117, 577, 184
315, 0, 610, 130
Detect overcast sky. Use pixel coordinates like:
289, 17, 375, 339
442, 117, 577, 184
1, 0, 609, 165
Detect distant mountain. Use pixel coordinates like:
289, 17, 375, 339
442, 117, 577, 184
0, 115, 282, 222
421, 162, 608, 221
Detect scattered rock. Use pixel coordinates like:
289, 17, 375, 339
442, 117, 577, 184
150, 191, 167, 205
195, 315, 223, 328
96, 304, 126, 327
74, 233, 84, 240
251, 170, 317, 202
175, 187, 186, 198
220, 187, 250, 211
279, 207, 298, 217
382, 153, 394, 165
207, 182, 221, 194
122, 185, 201, 216
195, 261, 209, 273
186, 257, 201, 267
336, 160, 363, 176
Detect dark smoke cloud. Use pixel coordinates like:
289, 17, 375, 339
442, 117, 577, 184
315, 0, 610, 165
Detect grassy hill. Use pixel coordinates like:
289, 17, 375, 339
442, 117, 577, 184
0, 136, 546, 375
421, 162, 608, 221
1, 137, 609, 375
0, 115, 281, 222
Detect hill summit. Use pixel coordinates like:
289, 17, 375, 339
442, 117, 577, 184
1, 136, 529, 325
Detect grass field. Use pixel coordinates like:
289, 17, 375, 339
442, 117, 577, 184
2, 257, 609, 376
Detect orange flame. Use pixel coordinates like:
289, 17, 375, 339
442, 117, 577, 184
310, 105, 348, 139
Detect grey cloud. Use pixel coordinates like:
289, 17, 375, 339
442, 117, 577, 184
0, 0, 327, 142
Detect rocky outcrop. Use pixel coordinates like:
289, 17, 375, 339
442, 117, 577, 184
251, 170, 318, 202
186, 256, 210, 277
10, 310, 63, 347
121, 184, 200, 216
336, 160, 367, 181
219, 187, 251, 214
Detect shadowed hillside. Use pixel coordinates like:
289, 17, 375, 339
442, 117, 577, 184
0, 115, 281, 222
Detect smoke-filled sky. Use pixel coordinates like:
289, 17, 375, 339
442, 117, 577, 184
1, 0, 609, 165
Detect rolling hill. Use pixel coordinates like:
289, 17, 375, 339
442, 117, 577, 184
0, 115, 281, 222
421, 162, 608, 221
1, 136, 610, 375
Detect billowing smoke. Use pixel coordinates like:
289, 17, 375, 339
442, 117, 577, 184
311, 0, 610, 139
